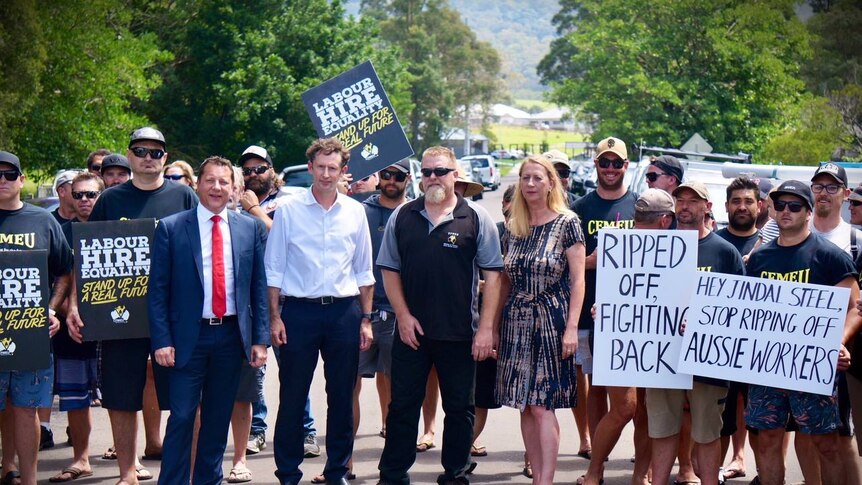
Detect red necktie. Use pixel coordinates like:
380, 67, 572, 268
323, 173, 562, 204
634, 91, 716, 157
211, 215, 226, 318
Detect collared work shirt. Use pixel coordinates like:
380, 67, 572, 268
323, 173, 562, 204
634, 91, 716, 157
197, 204, 236, 318
265, 188, 374, 298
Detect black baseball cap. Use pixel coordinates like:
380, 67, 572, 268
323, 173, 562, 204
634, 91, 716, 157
100, 154, 131, 174
811, 162, 848, 186
650, 155, 684, 183
238, 145, 273, 166
385, 159, 411, 174
0, 151, 21, 174
770, 180, 814, 211
849, 186, 862, 203
129, 127, 166, 149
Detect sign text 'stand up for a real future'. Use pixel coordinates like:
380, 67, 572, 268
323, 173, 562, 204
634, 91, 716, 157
302, 61, 414, 182
593, 229, 699, 390
679, 272, 848, 396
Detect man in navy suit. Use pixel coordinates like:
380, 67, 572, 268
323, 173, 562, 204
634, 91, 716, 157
148, 156, 269, 485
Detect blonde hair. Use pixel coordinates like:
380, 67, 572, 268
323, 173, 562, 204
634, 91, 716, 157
165, 160, 196, 188
508, 155, 573, 237
422, 146, 457, 167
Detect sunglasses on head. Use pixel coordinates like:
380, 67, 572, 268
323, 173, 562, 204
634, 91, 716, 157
774, 200, 805, 213
130, 147, 165, 159
644, 172, 669, 182
164, 174, 185, 181
380, 170, 407, 182
556, 169, 571, 179
0, 170, 20, 182
72, 191, 100, 200
420, 167, 455, 178
242, 165, 269, 177
597, 157, 625, 169
89, 164, 102, 172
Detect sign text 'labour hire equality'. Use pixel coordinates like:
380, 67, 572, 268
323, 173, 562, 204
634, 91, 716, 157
73, 219, 154, 341
593, 229, 698, 389
0, 250, 50, 371
679, 272, 848, 396
302, 61, 414, 182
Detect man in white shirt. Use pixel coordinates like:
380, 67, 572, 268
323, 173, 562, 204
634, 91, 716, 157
266, 138, 374, 485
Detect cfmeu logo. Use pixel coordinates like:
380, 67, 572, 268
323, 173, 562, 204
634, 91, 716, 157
0, 338, 16, 356
443, 232, 460, 249
361, 143, 379, 160
111, 305, 130, 324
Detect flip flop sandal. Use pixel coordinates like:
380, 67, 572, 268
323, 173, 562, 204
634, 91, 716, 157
576, 475, 604, 485
227, 467, 252, 483
0, 471, 21, 485
416, 440, 435, 452
311, 473, 356, 484
135, 465, 153, 481
102, 447, 117, 460
49, 467, 94, 483
577, 450, 592, 460
723, 468, 746, 480
470, 444, 487, 457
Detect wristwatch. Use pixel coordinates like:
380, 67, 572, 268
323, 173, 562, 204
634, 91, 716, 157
361, 313, 373, 320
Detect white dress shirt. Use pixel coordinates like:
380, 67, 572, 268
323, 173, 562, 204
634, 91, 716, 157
265, 188, 374, 298
197, 204, 237, 317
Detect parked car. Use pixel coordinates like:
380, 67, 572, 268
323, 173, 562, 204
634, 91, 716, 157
279, 164, 313, 188
490, 149, 518, 160
28, 196, 59, 212
460, 155, 501, 190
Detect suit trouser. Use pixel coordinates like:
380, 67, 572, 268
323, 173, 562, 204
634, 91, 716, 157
378, 336, 475, 485
274, 298, 360, 485
158, 322, 244, 485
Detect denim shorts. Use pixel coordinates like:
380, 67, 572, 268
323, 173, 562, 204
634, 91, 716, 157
0, 354, 54, 410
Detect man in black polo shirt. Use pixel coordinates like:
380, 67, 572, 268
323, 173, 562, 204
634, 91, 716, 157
376, 146, 503, 485
717, 177, 762, 256
66, 127, 197, 485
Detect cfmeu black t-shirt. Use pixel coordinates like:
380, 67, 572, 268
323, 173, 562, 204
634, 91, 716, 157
693, 231, 746, 387
0, 203, 73, 282
716, 227, 758, 256
571, 190, 637, 330
89, 180, 197, 223
746, 232, 857, 287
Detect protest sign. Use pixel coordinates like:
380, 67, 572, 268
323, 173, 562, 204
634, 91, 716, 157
302, 61, 414, 181
593, 229, 698, 389
0, 251, 50, 371
73, 219, 154, 341
679, 272, 848, 396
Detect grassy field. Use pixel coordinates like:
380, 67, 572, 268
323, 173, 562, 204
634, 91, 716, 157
487, 124, 587, 153
512, 98, 555, 112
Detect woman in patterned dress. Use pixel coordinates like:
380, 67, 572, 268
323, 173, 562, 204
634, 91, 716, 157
495, 155, 586, 485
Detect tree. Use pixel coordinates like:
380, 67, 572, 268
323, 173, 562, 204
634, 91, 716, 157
760, 96, 846, 165
362, 0, 504, 151
133, 0, 411, 167
539, 0, 812, 155
3, 0, 167, 176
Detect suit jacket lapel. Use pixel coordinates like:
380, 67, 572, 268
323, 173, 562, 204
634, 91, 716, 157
185, 210, 204, 289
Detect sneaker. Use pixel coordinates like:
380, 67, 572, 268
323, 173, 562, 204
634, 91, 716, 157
39, 425, 55, 450
303, 434, 320, 458
246, 432, 266, 455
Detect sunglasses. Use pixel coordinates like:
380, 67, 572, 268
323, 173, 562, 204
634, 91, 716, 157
810, 183, 842, 194
849, 200, 862, 207
0, 170, 20, 182
130, 147, 165, 159
597, 157, 625, 169
242, 165, 269, 177
556, 169, 571, 179
644, 172, 668, 182
774, 200, 805, 213
164, 174, 185, 181
380, 171, 407, 182
420, 167, 455, 178
72, 191, 100, 200
89, 165, 102, 172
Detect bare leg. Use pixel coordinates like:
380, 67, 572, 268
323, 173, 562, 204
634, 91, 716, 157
632, 389, 651, 485
586, 377, 608, 444
142, 361, 163, 457
650, 434, 679, 485
417, 367, 438, 447
67, 408, 92, 471
231, 402, 252, 468
109, 410, 139, 484
583, 386, 636, 484
12, 406, 38, 485
522, 406, 560, 485
1, 406, 18, 473
190, 407, 200, 475
473, 407, 488, 448
376, 373, 391, 433
572, 366, 591, 454
755, 428, 785, 485
695, 438, 721, 485
811, 432, 845, 485
675, 410, 697, 482
838, 436, 862, 485
795, 432, 822, 485
724, 392, 747, 475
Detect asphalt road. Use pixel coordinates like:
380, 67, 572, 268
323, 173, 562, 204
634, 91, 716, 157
32, 171, 837, 484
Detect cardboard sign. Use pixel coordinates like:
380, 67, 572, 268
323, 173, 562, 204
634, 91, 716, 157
0, 251, 50, 371
679, 272, 848, 396
73, 219, 154, 341
302, 61, 414, 181
593, 229, 698, 389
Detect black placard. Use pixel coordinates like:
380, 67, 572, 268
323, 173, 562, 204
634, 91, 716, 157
0, 251, 50, 371
73, 219, 154, 341
302, 60, 414, 181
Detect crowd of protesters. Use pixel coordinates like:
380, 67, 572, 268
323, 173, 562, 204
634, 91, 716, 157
0, 128, 860, 485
